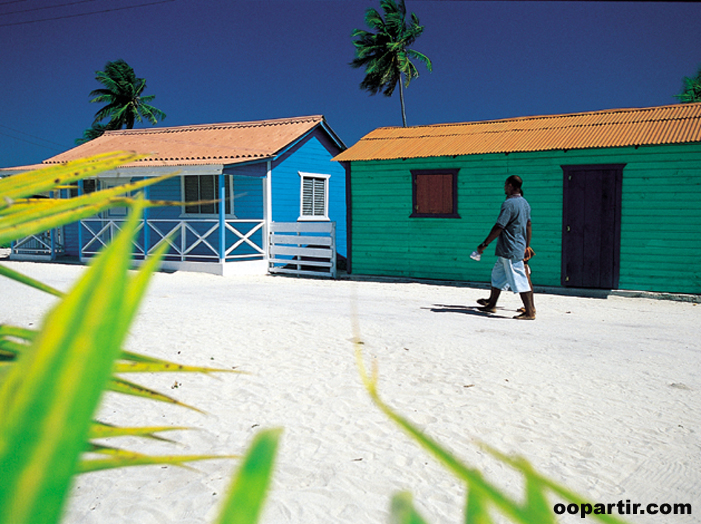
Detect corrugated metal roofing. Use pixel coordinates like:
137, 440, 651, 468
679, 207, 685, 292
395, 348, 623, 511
42, 115, 327, 167
333, 103, 701, 162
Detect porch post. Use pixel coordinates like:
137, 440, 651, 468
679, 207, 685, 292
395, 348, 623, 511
264, 160, 273, 261
49, 188, 61, 261
143, 184, 150, 258
218, 173, 226, 264
78, 180, 84, 261
50, 228, 56, 261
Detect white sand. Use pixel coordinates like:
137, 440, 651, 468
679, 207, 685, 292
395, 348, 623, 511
1, 261, 699, 524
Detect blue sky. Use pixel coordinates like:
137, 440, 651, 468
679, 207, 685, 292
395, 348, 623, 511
1, 0, 700, 167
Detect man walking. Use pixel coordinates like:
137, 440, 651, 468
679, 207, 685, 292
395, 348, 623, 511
476, 175, 536, 320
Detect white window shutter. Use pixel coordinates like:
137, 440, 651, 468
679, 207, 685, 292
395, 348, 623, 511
303, 178, 314, 216
300, 174, 328, 218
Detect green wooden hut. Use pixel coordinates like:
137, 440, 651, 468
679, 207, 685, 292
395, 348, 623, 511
334, 104, 701, 295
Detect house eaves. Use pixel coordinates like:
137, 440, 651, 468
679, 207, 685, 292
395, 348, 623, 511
334, 103, 701, 162
39, 115, 327, 168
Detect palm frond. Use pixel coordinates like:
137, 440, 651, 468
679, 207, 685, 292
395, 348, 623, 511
79, 449, 237, 475
406, 49, 432, 71
0, 264, 63, 297
355, 345, 631, 524
89, 59, 165, 130
351, 0, 431, 124
88, 421, 187, 441
674, 68, 701, 103
108, 377, 205, 413
0, 198, 155, 524
0, 172, 180, 247
214, 428, 281, 524
390, 492, 430, 524
0, 152, 139, 207
0, 154, 263, 524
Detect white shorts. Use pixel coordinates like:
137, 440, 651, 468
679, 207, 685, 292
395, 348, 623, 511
491, 257, 531, 293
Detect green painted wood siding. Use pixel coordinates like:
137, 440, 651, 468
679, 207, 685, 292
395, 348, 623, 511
349, 143, 701, 294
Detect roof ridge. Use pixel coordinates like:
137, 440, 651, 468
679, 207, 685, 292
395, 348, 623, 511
103, 115, 324, 136
371, 103, 701, 134
364, 118, 680, 142
39, 115, 330, 167
335, 103, 701, 162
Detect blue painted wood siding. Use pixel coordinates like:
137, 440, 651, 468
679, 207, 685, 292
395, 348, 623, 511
270, 130, 347, 256
60, 170, 266, 258
59, 128, 348, 261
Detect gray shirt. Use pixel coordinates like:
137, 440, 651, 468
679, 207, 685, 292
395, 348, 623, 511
494, 195, 531, 261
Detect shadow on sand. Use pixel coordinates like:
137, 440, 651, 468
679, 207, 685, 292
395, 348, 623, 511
423, 304, 512, 319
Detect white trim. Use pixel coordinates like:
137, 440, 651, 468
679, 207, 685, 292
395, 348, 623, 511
298, 172, 330, 221
264, 161, 273, 261
114, 165, 224, 177
298, 172, 331, 179
266, 161, 273, 225
297, 215, 331, 222
132, 259, 268, 276
9, 253, 53, 262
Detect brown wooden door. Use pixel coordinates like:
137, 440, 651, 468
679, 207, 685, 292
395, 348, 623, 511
561, 165, 624, 289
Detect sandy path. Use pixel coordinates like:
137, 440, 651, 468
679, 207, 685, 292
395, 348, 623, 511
0, 261, 698, 523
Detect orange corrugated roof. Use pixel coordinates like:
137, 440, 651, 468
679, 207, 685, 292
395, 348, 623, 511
43, 115, 326, 167
334, 103, 701, 162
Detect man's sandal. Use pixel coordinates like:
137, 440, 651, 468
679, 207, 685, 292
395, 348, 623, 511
477, 305, 497, 313
513, 312, 536, 320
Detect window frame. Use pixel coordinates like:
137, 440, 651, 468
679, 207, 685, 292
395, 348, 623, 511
181, 174, 235, 217
410, 169, 460, 218
298, 172, 330, 221
101, 178, 131, 217
70, 178, 97, 198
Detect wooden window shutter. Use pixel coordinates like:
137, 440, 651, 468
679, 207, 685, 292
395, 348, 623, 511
199, 175, 215, 214
224, 175, 232, 215
71, 179, 97, 198
83, 179, 97, 194
184, 175, 200, 213
184, 175, 230, 214
412, 171, 458, 217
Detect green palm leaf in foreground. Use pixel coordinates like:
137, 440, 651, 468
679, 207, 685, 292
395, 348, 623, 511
216, 428, 282, 524
390, 492, 430, 524
0, 198, 159, 524
0, 152, 136, 207
355, 345, 631, 524
0, 157, 255, 524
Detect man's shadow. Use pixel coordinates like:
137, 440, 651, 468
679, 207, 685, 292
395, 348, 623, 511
423, 304, 511, 319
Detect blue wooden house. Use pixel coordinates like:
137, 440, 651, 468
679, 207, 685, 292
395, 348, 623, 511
3, 115, 347, 276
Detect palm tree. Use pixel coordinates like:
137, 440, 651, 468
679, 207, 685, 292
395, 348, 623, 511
88, 59, 166, 131
75, 122, 118, 145
675, 65, 701, 103
351, 0, 432, 127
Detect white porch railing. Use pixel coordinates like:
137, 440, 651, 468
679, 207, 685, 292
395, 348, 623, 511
81, 219, 145, 257
81, 218, 266, 262
269, 222, 337, 278
11, 229, 63, 258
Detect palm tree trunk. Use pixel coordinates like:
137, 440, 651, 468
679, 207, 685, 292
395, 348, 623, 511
399, 77, 407, 127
